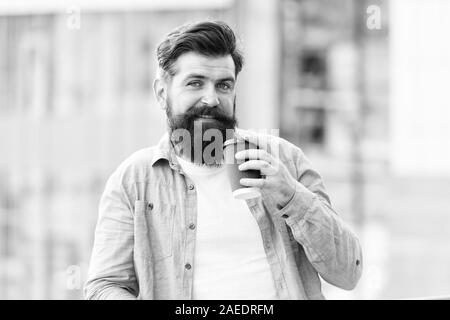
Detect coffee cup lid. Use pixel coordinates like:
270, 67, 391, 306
232, 187, 261, 200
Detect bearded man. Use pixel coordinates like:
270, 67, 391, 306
85, 21, 363, 300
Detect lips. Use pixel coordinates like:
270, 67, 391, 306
197, 115, 215, 119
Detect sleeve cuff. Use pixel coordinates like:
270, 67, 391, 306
275, 181, 318, 221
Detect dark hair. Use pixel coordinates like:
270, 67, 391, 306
156, 21, 244, 78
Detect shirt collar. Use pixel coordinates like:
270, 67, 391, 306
151, 132, 176, 167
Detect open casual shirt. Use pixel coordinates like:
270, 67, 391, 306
85, 128, 363, 300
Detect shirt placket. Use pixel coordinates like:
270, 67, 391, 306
246, 199, 291, 299
169, 157, 197, 300
183, 176, 197, 299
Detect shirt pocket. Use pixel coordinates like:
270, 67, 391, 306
134, 200, 176, 261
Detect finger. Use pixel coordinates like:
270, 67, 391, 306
235, 149, 274, 164
240, 178, 267, 188
234, 131, 275, 152
238, 160, 276, 175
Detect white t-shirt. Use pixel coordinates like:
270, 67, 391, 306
176, 156, 278, 300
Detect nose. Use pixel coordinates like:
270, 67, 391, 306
200, 84, 219, 107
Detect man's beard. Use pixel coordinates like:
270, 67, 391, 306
166, 99, 238, 166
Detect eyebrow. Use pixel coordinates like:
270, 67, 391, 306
183, 73, 235, 83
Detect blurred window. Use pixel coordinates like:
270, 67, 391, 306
296, 107, 326, 146
300, 51, 327, 89
295, 50, 328, 147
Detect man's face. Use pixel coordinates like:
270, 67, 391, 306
160, 52, 238, 163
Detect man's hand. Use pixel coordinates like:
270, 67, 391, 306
235, 149, 297, 209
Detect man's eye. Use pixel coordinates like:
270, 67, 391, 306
187, 81, 202, 88
218, 82, 232, 91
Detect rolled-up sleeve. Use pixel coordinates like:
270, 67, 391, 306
275, 146, 363, 290
84, 171, 138, 300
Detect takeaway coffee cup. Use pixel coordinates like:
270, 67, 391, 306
223, 137, 262, 200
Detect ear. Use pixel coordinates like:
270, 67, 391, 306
153, 77, 168, 110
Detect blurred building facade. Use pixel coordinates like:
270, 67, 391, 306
0, 0, 280, 300
1, 0, 450, 299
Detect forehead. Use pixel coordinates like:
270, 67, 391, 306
172, 52, 236, 80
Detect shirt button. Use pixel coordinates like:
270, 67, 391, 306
356, 259, 360, 266
188, 223, 196, 230
282, 214, 289, 219
185, 263, 192, 270
188, 184, 195, 190
148, 203, 153, 210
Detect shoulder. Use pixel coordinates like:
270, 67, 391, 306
108, 146, 164, 187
